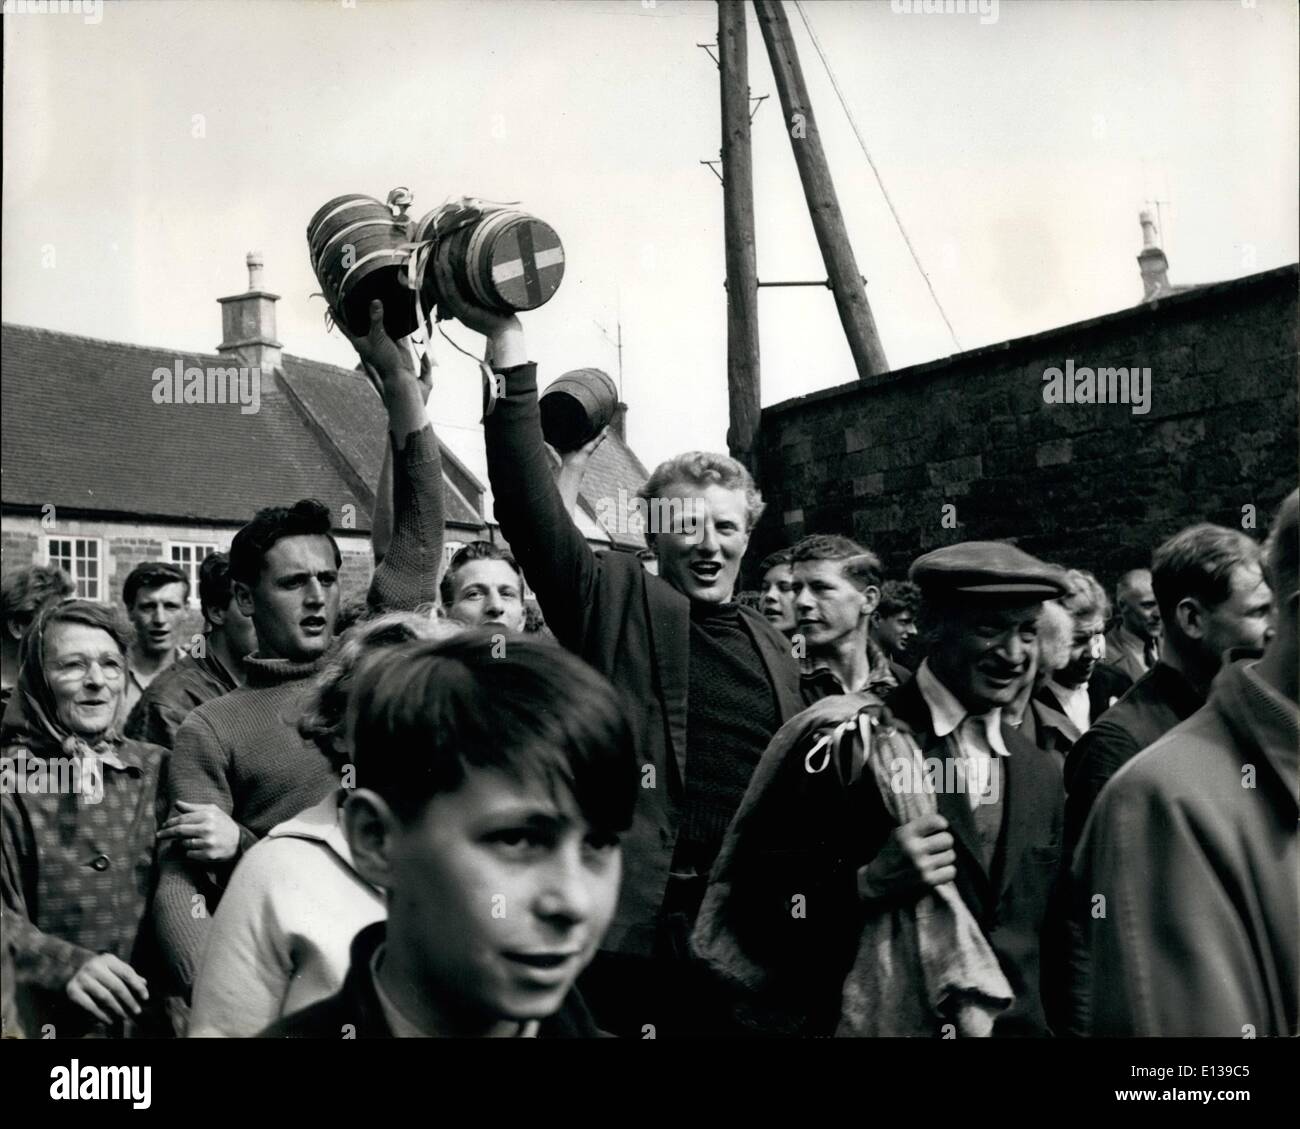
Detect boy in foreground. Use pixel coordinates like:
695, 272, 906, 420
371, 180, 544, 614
264, 632, 637, 1038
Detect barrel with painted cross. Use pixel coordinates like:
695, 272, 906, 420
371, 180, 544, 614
307, 193, 419, 339
418, 207, 565, 317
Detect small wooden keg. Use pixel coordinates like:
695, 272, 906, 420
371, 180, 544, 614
307, 194, 417, 338
416, 207, 565, 317
540, 368, 619, 452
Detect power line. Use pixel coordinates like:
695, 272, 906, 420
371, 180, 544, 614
792, 0, 963, 353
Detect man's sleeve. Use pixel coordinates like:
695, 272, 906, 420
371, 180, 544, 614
367, 422, 445, 613
482, 363, 600, 650
1073, 775, 1271, 1036
1063, 722, 1135, 857
1, 794, 95, 993
125, 692, 185, 751
170, 713, 257, 855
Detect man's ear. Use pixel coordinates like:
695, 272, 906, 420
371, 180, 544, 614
5, 620, 24, 642
1174, 597, 1203, 641
206, 603, 227, 629
233, 580, 255, 619
343, 789, 400, 892
861, 585, 881, 622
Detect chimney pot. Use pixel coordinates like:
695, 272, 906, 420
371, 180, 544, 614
219, 253, 282, 372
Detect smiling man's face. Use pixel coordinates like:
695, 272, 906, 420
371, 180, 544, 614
929, 600, 1045, 713
652, 481, 750, 605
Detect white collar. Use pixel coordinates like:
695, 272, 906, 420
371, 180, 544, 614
1046, 678, 1089, 703
916, 660, 1010, 757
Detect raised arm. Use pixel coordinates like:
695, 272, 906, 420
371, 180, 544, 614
339, 299, 445, 613
440, 297, 601, 651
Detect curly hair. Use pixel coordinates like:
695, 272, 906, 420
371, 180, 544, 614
1, 565, 74, 633
229, 498, 341, 587
637, 452, 765, 536
298, 611, 460, 775
877, 579, 921, 619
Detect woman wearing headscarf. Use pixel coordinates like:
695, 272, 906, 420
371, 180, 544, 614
0, 600, 169, 1037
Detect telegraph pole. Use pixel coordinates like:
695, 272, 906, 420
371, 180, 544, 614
755, 0, 888, 378
718, 0, 762, 478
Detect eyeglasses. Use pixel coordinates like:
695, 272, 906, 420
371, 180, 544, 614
47, 656, 126, 683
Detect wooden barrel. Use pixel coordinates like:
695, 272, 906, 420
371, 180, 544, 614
417, 207, 565, 316
540, 368, 618, 452
307, 194, 417, 339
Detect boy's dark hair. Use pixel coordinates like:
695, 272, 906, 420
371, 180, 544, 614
1, 565, 74, 633
346, 632, 637, 834
758, 549, 793, 574
439, 541, 523, 607
229, 499, 342, 588
198, 552, 236, 625
122, 561, 190, 610
790, 534, 883, 592
1151, 523, 1262, 623
877, 579, 921, 619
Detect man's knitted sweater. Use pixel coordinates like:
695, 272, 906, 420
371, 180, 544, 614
154, 654, 335, 995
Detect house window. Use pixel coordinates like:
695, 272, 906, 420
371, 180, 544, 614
44, 537, 103, 601
169, 541, 220, 604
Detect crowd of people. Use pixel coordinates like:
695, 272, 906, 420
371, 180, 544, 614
1, 289, 1294, 1040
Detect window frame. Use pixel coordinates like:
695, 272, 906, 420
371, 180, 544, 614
43, 535, 105, 602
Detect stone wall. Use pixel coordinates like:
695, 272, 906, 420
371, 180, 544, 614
755, 265, 1298, 595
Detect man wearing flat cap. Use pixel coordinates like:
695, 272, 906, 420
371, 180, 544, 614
870, 541, 1069, 1035
691, 541, 1071, 1036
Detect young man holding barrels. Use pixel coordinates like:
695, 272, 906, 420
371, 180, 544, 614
347, 289, 803, 1037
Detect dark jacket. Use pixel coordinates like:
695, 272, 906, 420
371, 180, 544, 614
1027, 665, 1133, 760
124, 649, 239, 750
692, 677, 1066, 1036
1063, 662, 1204, 855
1069, 653, 1297, 1036
883, 677, 1066, 1036
1085, 664, 1133, 721
262, 923, 604, 1038
483, 363, 805, 957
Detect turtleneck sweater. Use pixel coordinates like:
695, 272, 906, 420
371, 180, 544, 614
155, 650, 336, 997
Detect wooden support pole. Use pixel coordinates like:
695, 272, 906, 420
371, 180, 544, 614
718, 0, 762, 478
754, 0, 888, 379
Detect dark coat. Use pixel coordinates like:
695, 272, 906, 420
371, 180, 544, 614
483, 364, 805, 957
263, 923, 604, 1038
1063, 662, 1204, 856
124, 649, 238, 750
1026, 664, 1133, 760
691, 678, 1066, 1036
1086, 664, 1133, 721
882, 677, 1067, 1036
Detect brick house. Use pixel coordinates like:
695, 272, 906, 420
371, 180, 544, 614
1, 254, 648, 617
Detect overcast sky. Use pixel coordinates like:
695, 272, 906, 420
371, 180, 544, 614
4, 0, 1297, 485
